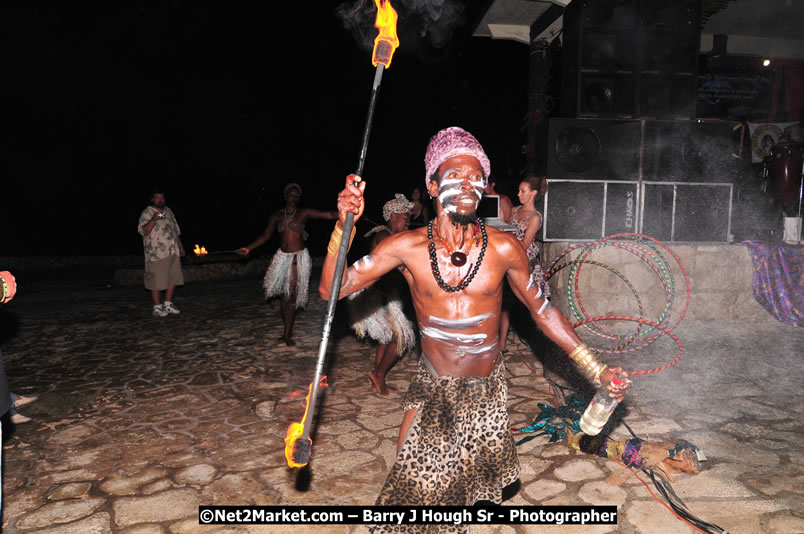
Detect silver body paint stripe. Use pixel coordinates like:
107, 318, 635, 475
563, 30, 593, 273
428, 313, 494, 329
526, 278, 543, 298
457, 337, 500, 354
351, 255, 374, 272
420, 325, 487, 345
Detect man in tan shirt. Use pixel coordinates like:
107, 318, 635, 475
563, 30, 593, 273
138, 190, 186, 317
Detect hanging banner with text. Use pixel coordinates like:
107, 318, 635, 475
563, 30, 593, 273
697, 70, 775, 121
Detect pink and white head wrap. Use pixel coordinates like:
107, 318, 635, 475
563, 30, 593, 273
382, 193, 414, 221
424, 127, 491, 188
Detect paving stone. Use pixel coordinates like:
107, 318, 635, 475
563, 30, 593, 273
254, 400, 274, 418
22, 512, 112, 533
15, 497, 106, 529
174, 463, 217, 485
626, 500, 696, 533
518, 457, 552, 478
32, 466, 114, 486
678, 499, 786, 534
47, 424, 98, 447
578, 480, 628, 507
141, 479, 175, 495
2, 486, 51, 527
1, 273, 801, 533
99, 467, 170, 496
540, 445, 571, 458
766, 511, 804, 534
202, 473, 265, 505
48, 482, 92, 500
311, 451, 378, 478
166, 518, 221, 533
159, 452, 209, 468
113, 488, 200, 527
120, 525, 165, 534
521, 479, 566, 501
32, 448, 110, 474
618, 417, 683, 437
671, 464, 758, 499
553, 459, 606, 482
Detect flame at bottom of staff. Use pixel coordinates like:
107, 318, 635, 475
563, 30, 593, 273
193, 244, 208, 255
284, 375, 328, 468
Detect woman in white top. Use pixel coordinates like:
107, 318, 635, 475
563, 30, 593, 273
500, 175, 551, 352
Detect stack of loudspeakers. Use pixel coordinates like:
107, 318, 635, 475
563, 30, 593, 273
547, 0, 736, 243
545, 118, 738, 242
561, 0, 701, 120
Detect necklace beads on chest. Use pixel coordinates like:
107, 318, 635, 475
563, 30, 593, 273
427, 218, 487, 292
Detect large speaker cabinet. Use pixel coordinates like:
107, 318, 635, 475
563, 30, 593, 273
561, 0, 701, 119
545, 117, 736, 242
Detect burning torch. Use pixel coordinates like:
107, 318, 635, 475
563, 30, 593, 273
193, 245, 238, 256
287, 0, 399, 468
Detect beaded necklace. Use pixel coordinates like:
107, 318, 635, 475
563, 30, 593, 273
432, 218, 479, 267
427, 218, 488, 292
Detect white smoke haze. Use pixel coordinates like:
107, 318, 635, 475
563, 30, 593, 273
335, 0, 468, 60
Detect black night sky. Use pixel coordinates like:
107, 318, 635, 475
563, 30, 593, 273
1, 4, 530, 257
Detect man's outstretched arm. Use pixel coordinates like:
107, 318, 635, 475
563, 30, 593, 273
505, 240, 631, 400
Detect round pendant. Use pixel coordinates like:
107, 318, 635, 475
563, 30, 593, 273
450, 252, 467, 267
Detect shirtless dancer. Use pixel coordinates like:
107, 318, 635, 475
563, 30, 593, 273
320, 127, 631, 515
348, 194, 417, 395
237, 183, 336, 346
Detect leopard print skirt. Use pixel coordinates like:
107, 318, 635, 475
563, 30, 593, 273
371, 355, 520, 533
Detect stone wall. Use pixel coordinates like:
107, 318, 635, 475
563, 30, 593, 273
112, 255, 327, 286
1, 255, 142, 271
0, 254, 326, 286
543, 242, 775, 323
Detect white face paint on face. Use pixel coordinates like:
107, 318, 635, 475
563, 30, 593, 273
436, 156, 486, 215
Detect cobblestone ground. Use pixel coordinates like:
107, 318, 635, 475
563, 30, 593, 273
0, 269, 802, 533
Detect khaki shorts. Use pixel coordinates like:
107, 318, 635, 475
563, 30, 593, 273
144, 255, 184, 291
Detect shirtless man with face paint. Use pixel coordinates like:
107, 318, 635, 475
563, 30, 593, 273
320, 127, 631, 515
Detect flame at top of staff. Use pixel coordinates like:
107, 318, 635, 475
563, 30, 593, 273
193, 244, 208, 256
372, 0, 399, 68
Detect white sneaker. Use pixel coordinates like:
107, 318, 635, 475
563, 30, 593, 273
163, 302, 180, 314
153, 305, 168, 317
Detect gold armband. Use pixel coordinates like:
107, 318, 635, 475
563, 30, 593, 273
567, 343, 605, 382
327, 223, 356, 256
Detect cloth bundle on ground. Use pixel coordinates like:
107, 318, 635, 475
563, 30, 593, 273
517, 392, 704, 480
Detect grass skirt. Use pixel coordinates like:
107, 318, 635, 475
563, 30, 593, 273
347, 286, 416, 356
262, 248, 311, 309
